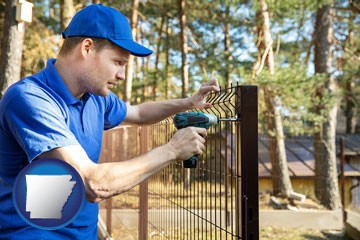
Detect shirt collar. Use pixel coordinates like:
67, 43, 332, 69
43, 58, 81, 105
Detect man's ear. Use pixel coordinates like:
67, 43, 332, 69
81, 38, 94, 56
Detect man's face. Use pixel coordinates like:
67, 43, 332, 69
80, 44, 130, 97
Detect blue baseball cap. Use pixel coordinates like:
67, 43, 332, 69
62, 4, 152, 57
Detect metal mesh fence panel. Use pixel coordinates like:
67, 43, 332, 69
99, 85, 258, 240
146, 85, 258, 239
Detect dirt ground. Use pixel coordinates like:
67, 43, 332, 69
260, 227, 352, 240
110, 226, 352, 240
105, 187, 328, 211
258, 193, 354, 239
105, 191, 356, 239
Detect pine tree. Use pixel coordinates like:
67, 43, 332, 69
0, 0, 27, 97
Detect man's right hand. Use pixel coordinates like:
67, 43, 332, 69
166, 127, 207, 161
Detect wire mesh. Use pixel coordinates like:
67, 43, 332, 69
146, 84, 258, 239
98, 85, 258, 240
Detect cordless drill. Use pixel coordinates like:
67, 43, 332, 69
173, 112, 219, 168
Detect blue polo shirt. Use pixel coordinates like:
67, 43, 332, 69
0, 59, 127, 239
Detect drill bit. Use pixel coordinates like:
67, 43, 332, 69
218, 117, 239, 122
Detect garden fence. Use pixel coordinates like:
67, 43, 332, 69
99, 85, 259, 240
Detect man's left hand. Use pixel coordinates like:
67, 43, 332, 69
190, 79, 220, 109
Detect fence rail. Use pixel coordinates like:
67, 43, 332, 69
99, 85, 258, 239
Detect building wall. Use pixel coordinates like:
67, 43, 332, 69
259, 178, 355, 208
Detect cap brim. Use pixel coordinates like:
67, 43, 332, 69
111, 39, 153, 57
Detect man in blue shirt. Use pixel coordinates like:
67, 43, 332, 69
0, 4, 219, 240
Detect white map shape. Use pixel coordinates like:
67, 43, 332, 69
25, 175, 76, 219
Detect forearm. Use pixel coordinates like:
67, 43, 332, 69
124, 79, 219, 125
125, 98, 194, 125
38, 144, 177, 202
87, 144, 176, 201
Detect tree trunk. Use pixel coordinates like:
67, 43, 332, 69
178, 0, 188, 98
143, 56, 149, 100
255, 0, 293, 197
60, 0, 74, 32
178, 0, 191, 188
152, 15, 165, 100
164, 18, 171, 99
124, 0, 139, 104
135, 25, 143, 104
344, 15, 357, 133
0, 0, 26, 98
273, 95, 292, 196
223, 5, 232, 88
313, 5, 341, 210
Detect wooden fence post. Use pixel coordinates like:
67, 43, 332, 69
139, 126, 149, 240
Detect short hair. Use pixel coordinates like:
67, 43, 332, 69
58, 37, 116, 56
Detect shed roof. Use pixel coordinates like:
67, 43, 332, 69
258, 134, 360, 178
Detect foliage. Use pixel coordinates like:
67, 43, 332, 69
257, 65, 333, 136
0, 0, 359, 131
22, 17, 58, 77
337, 15, 360, 116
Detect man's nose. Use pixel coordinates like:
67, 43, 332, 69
116, 67, 126, 81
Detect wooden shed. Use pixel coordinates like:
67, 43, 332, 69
258, 134, 360, 208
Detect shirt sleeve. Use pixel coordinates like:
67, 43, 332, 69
103, 92, 127, 130
2, 84, 79, 162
